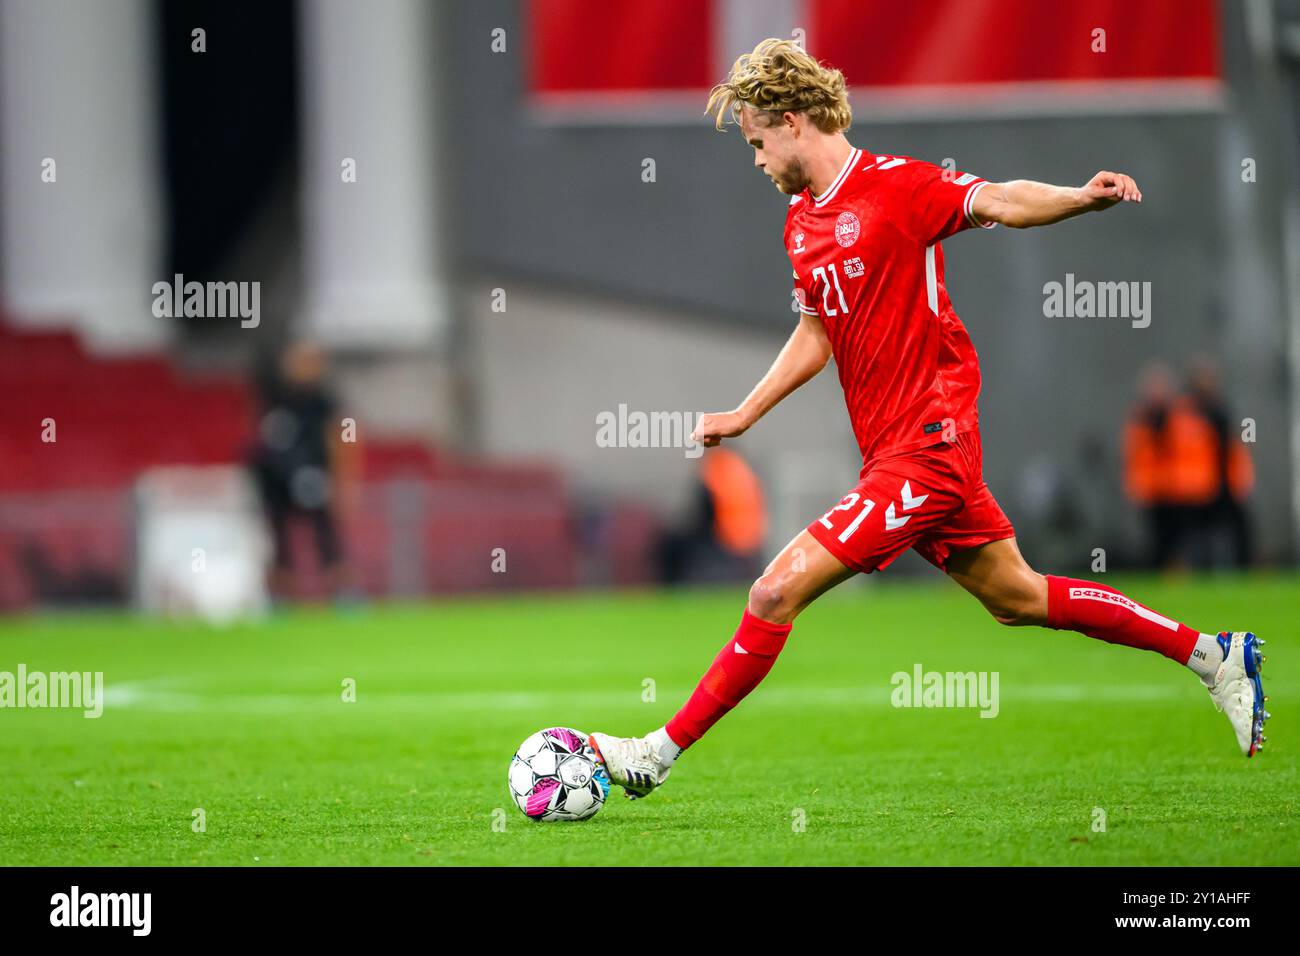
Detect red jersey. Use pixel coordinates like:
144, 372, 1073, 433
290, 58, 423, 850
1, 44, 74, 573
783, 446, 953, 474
786, 147, 995, 469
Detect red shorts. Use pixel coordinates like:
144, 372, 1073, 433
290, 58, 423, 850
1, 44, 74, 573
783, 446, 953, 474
807, 430, 1015, 573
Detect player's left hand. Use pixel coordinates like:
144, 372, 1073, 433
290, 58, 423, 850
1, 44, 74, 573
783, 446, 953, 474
691, 410, 749, 448
1080, 170, 1142, 210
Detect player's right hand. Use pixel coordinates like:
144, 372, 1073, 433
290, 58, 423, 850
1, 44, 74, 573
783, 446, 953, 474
1080, 170, 1142, 209
691, 410, 749, 447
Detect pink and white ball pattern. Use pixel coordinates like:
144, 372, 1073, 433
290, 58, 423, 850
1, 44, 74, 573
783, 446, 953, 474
508, 727, 611, 821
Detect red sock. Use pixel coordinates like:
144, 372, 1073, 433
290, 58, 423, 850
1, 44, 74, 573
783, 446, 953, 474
665, 609, 792, 750
1045, 575, 1197, 663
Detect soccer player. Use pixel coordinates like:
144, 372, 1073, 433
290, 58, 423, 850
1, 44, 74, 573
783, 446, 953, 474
589, 38, 1268, 797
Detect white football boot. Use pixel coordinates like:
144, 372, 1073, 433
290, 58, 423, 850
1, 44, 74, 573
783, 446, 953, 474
587, 732, 671, 799
1201, 632, 1269, 757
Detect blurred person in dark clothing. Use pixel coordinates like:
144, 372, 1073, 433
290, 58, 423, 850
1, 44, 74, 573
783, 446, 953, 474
658, 448, 767, 585
250, 342, 358, 600
1184, 356, 1254, 568
1123, 358, 1253, 570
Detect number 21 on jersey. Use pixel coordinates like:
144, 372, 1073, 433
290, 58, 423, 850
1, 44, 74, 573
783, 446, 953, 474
811, 262, 849, 316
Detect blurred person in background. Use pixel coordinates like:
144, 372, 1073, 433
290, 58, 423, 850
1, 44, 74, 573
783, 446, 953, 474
1184, 355, 1254, 568
1124, 361, 1183, 567
250, 342, 359, 602
658, 448, 767, 584
1123, 358, 1253, 570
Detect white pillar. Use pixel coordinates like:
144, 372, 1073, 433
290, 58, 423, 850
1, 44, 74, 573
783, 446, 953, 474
296, 0, 448, 349
0, 0, 167, 352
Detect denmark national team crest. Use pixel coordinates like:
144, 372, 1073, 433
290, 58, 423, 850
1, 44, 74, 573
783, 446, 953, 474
834, 211, 860, 248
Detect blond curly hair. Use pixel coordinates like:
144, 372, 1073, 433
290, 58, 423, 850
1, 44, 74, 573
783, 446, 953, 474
705, 38, 851, 133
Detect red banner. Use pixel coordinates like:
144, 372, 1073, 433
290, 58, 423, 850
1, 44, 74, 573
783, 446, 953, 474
812, 0, 1218, 87
528, 0, 1220, 119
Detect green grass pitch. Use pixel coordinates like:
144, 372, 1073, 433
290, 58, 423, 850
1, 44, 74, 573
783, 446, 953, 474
1, 573, 1296, 866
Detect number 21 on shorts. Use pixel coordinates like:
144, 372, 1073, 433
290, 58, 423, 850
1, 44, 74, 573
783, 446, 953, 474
819, 493, 875, 543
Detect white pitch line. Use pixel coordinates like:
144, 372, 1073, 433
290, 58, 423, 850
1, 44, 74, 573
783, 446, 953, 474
98, 681, 1192, 714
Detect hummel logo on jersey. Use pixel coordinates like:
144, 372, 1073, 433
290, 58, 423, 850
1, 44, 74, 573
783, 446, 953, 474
900, 481, 928, 511
885, 482, 928, 531
792, 232, 806, 254
884, 502, 909, 531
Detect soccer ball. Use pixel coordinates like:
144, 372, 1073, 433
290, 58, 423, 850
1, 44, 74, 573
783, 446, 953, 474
508, 727, 610, 821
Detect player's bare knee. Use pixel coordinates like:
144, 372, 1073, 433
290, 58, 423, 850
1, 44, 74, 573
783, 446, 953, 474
747, 575, 792, 624
989, 602, 1032, 627
987, 574, 1048, 627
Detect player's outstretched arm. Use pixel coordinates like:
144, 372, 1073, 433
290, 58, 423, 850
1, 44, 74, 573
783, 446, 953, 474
971, 171, 1142, 229
691, 311, 832, 447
